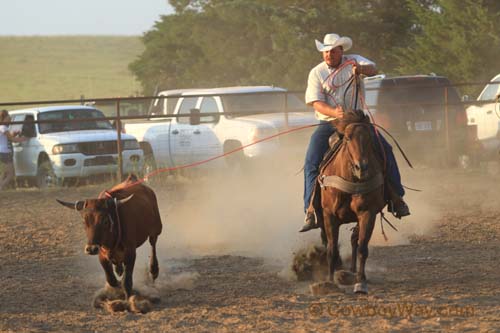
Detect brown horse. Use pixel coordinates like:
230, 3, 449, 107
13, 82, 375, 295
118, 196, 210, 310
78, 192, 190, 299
318, 110, 386, 294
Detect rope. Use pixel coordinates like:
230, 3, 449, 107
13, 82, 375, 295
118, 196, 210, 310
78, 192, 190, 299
115, 122, 324, 191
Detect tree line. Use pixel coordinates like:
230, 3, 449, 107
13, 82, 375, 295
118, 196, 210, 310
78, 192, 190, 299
129, 0, 500, 96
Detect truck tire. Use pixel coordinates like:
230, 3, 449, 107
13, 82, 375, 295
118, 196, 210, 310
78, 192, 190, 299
224, 140, 248, 172
140, 143, 157, 181
36, 159, 58, 189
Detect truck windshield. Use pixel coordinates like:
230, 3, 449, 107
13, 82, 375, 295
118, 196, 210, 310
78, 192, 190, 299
221, 93, 306, 117
38, 109, 113, 133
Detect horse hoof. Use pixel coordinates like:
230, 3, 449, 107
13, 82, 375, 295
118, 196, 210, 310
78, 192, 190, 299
353, 282, 368, 294
334, 270, 356, 285
310, 281, 341, 296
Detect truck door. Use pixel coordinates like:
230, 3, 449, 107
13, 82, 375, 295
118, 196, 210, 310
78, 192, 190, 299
11, 114, 38, 176
169, 96, 200, 167
191, 96, 223, 167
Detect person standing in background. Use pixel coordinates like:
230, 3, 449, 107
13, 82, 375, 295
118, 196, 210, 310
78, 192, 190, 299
0, 110, 26, 190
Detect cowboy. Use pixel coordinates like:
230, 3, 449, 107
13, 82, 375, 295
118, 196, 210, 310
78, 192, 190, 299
299, 33, 410, 232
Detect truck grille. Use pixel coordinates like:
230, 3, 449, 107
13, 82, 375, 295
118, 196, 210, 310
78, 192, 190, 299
79, 141, 117, 155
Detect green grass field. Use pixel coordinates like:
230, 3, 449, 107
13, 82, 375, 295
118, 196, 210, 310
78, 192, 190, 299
0, 36, 144, 108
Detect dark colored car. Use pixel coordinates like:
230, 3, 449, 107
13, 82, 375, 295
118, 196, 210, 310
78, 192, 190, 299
363, 74, 475, 167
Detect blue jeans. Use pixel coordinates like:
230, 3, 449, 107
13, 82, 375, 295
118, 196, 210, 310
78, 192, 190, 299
303, 121, 404, 212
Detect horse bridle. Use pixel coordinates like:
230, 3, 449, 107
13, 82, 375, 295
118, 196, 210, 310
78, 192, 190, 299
318, 121, 385, 194
342, 122, 374, 176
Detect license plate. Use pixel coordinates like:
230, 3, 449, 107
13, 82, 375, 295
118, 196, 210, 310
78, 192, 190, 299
415, 121, 432, 131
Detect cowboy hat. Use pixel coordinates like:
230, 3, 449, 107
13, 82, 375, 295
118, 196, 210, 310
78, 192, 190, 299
315, 33, 352, 52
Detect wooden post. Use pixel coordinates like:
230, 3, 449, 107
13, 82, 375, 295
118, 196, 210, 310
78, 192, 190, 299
444, 86, 450, 161
116, 99, 123, 181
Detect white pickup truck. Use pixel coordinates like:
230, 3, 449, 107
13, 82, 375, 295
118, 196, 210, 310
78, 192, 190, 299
466, 73, 500, 158
8, 105, 143, 187
120, 86, 317, 173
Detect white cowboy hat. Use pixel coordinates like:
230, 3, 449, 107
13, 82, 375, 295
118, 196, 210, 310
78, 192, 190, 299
315, 33, 352, 52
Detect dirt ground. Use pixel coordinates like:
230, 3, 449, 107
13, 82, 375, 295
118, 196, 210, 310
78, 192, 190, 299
1, 165, 500, 332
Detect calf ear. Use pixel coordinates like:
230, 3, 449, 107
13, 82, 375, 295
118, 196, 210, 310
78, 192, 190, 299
56, 199, 85, 211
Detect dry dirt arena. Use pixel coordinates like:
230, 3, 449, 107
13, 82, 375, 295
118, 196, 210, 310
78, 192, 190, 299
1, 163, 500, 332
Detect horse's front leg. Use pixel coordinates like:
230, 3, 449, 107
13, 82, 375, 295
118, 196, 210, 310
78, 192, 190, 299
122, 249, 136, 299
99, 251, 119, 288
354, 212, 376, 294
350, 225, 359, 273
323, 211, 340, 282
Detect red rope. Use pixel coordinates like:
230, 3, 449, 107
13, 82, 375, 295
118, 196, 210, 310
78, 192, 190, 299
117, 122, 323, 190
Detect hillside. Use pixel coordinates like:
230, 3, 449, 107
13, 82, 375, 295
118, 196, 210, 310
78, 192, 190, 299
0, 36, 144, 107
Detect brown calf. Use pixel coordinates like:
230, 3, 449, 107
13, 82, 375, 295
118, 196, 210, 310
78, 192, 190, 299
57, 174, 162, 299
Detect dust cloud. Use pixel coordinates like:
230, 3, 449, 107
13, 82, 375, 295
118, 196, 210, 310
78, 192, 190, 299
153, 147, 442, 271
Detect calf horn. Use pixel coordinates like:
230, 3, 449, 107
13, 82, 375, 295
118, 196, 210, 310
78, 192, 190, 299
116, 194, 134, 206
56, 199, 85, 211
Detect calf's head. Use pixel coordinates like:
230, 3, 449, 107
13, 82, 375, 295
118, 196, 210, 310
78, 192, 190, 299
56, 195, 133, 255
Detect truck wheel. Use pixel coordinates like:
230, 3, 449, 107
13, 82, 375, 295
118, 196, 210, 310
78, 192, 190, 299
224, 141, 248, 173
36, 160, 58, 189
143, 154, 157, 181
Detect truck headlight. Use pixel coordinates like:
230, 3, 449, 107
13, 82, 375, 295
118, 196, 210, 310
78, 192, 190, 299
52, 143, 79, 154
123, 140, 140, 150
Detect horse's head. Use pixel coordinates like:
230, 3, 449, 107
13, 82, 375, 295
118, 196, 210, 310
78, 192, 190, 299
335, 110, 375, 181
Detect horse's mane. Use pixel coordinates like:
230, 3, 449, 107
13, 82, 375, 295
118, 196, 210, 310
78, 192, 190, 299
333, 109, 370, 134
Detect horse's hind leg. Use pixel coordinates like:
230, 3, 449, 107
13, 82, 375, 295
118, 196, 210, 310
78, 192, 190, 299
149, 235, 159, 281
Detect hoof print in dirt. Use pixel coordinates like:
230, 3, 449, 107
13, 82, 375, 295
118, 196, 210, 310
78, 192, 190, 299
105, 300, 129, 313
93, 286, 156, 314
128, 295, 153, 314
310, 281, 342, 296
334, 270, 356, 286
292, 245, 328, 281
93, 285, 126, 309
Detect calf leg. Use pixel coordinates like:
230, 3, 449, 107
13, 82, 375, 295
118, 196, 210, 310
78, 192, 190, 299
99, 252, 119, 288
149, 235, 159, 281
114, 263, 124, 277
123, 250, 136, 299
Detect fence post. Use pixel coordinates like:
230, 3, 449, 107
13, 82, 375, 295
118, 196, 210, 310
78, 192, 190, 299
284, 92, 289, 129
116, 99, 123, 181
444, 86, 450, 161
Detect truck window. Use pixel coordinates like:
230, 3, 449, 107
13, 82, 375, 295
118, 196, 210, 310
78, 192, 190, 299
10, 114, 26, 135
38, 109, 113, 133
166, 97, 179, 115
22, 115, 36, 137
222, 93, 286, 117
478, 82, 500, 101
364, 81, 382, 109
199, 97, 219, 123
177, 97, 198, 124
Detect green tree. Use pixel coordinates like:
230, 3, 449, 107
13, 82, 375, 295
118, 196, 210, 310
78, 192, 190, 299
393, 0, 500, 95
130, 0, 417, 92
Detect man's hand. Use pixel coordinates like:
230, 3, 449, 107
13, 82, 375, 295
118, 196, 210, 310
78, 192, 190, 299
311, 101, 345, 119
334, 106, 344, 119
353, 63, 378, 77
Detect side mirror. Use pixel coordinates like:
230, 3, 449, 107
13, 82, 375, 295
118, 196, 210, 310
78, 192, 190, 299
461, 95, 470, 102
189, 108, 201, 125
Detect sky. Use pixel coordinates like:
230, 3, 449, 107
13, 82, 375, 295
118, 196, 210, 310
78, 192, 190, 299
0, 0, 174, 36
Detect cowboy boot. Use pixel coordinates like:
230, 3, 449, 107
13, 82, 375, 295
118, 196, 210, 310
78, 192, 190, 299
299, 181, 323, 232
299, 209, 318, 232
386, 183, 410, 219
